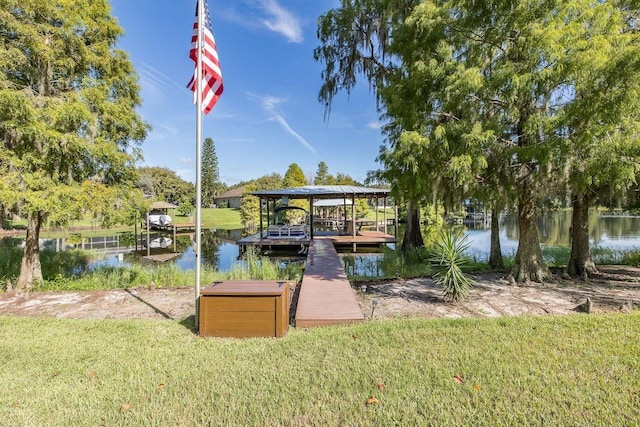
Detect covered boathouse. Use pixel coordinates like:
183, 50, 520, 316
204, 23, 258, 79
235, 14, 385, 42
237, 185, 398, 253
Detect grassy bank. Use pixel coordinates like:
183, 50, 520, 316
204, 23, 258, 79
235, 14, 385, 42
0, 247, 301, 292
0, 313, 638, 425
3, 208, 244, 238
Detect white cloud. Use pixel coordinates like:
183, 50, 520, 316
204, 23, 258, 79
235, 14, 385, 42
257, 0, 303, 43
251, 94, 316, 154
138, 62, 182, 93
218, 1, 303, 43
179, 157, 192, 164
366, 121, 383, 130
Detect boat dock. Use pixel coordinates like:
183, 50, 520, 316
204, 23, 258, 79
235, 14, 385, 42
237, 230, 396, 254
295, 239, 364, 327
173, 222, 197, 233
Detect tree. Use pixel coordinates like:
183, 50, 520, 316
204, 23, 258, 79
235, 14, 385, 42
380, 1, 559, 281
283, 163, 307, 188
138, 174, 156, 198
318, 0, 640, 283
282, 163, 308, 223
314, 161, 333, 185
202, 137, 222, 208
334, 173, 361, 186
138, 167, 195, 206
239, 173, 283, 228
239, 182, 260, 228
316, 0, 426, 250
562, 4, 640, 277
178, 198, 194, 217
355, 198, 370, 218
0, 1, 149, 290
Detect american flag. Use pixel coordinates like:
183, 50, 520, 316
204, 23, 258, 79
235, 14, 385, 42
188, 0, 223, 114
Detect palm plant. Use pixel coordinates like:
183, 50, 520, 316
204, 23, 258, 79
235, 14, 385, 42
431, 229, 473, 302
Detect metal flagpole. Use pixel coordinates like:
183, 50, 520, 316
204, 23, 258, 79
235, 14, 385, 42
194, 0, 204, 331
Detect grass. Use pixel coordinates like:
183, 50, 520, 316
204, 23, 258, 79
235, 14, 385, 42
193, 208, 242, 229
364, 208, 396, 220
0, 247, 300, 292
5, 208, 244, 239
0, 313, 638, 425
539, 246, 640, 268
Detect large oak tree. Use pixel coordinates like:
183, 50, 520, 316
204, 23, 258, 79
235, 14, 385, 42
0, 1, 149, 289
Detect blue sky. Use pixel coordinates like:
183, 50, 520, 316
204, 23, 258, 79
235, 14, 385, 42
110, 0, 385, 186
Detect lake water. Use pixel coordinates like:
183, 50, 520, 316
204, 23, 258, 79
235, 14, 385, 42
3, 212, 640, 275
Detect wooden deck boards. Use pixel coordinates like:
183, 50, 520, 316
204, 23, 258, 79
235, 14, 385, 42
173, 223, 196, 232
237, 232, 396, 248
236, 233, 311, 247
324, 233, 397, 245
295, 239, 364, 327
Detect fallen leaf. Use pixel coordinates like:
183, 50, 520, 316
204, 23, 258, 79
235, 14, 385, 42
453, 374, 465, 384
158, 383, 165, 389
121, 403, 131, 411
376, 382, 386, 390
88, 371, 97, 378
366, 396, 380, 405
473, 384, 482, 392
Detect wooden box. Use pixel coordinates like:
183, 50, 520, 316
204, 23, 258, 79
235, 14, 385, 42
199, 281, 290, 338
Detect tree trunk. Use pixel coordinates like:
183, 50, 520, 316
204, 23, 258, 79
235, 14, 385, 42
0, 205, 5, 230
488, 206, 504, 269
510, 194, 551, 283
401, 199, 424, 251
567, 192, 598, 278
17, 212, 44, 290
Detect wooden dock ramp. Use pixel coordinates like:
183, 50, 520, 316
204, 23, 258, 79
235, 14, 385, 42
295, 239, 364, 327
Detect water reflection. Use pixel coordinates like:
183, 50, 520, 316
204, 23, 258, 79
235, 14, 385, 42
497, 212, 640, 252
2, 211, 640, 275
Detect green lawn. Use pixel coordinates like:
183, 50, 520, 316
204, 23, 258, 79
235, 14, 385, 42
5, 208, 244, 239
1, 313, 638, 425
365, 207, 396, 220
197, 207, 242, 229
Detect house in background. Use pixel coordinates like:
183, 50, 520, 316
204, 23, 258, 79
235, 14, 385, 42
214, 186, 245, 208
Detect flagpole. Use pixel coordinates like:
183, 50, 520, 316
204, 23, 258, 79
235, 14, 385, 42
194, 0, 204, 331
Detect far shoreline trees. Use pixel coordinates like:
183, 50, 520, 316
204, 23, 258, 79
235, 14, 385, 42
202, 137, 226, 208
138, 167, 195, 206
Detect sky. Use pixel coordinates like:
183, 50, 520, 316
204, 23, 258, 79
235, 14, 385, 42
109, 0, 386, 186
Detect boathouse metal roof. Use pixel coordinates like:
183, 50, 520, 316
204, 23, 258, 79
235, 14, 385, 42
151, 201, 179, 209
250, 185, 390, 200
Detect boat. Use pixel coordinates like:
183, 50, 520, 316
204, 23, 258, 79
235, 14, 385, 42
265, 206, 308, 239
145, 209, 172, 228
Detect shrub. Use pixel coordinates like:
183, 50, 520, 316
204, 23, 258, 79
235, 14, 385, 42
430, 230, 473, 302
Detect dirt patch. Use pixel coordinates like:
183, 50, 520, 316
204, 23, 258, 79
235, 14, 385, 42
359, 266, 640, 320
0, 288, 196, 321
1, 266, 639, 322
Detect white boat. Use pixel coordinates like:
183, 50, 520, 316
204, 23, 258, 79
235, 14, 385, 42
265, 206, 308, 239
146, 209, 172, 228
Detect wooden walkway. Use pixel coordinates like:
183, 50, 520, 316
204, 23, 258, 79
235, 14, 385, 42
236, 231, 396, 253
295, 239, 364, 327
